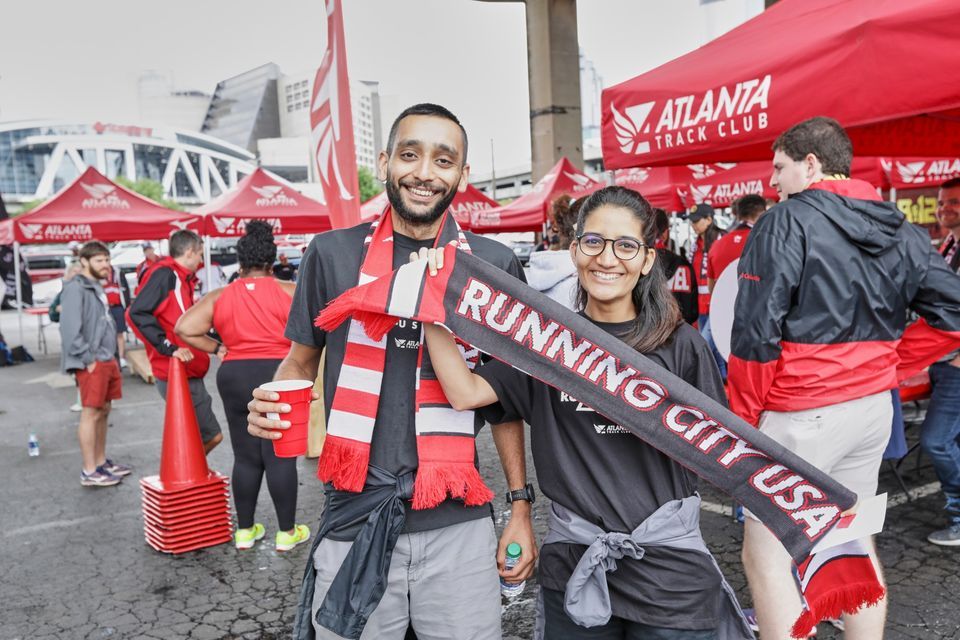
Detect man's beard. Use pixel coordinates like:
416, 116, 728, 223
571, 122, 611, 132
385, 176, 458, 227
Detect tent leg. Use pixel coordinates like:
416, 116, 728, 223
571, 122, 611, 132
203, 239, 212, 296
889, 187, 897, 203
13, 240, 24, 345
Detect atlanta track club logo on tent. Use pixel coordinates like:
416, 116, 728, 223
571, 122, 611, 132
252, 185, 299, 208
893, 159, 960, 185
18, 223, 44, 240
19, 222, 93, 241
80, 183, 131, 209
690, 180, 764, 205
612, 75, 772, 155
212, 216, 283, 235
564, 172, 597, 193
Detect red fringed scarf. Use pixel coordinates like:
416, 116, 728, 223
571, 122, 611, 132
792, 540, 886, 638
315, 208, 494, 510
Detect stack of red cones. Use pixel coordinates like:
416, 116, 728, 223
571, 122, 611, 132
140, 358, 232, 554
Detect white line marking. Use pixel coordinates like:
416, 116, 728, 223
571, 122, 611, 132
45, 438, 162, 457
5, 509, 142, 537
698, 481, 943, 519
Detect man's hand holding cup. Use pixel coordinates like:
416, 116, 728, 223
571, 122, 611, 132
247, 381, 318, 457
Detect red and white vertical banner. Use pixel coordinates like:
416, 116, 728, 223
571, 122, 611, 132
310, 0, 361, 229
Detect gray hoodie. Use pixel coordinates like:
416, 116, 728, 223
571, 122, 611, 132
525, 250, 578, 309
59, 274, 116, 372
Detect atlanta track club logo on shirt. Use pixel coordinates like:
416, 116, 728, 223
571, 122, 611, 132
612, 75, 772, 155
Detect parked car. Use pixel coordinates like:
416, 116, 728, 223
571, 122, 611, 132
511, 241, 536, 266
24, 251, 73, 284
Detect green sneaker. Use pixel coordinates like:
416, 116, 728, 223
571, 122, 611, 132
276, 524, 310, 552
234, 523, 265, 550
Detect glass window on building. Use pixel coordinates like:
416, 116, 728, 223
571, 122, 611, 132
104, 149, 125, 180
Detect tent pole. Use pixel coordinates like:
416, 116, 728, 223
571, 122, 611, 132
13, 240, 24, 345
889, 187, 896, 203
203, 238, 212, 296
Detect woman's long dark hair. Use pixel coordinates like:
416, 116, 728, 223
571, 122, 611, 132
236, 220, 277, 272
574, 186, 681, 353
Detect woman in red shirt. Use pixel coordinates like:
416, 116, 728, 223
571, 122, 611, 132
176, 221, 309, 552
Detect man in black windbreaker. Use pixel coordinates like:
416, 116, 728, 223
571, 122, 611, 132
729, 117, 960, 639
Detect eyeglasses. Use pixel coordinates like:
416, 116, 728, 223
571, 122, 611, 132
576, 233, 645, 260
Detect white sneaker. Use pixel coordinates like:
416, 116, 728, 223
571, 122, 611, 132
70, 403, 82, 412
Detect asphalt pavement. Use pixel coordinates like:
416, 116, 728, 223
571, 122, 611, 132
2, 309, 959, 639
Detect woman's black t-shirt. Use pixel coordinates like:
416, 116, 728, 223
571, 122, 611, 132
477, 319, 727, 630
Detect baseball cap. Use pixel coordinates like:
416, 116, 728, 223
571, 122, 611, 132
687, 203, 715, 222
141, 242, 154, 249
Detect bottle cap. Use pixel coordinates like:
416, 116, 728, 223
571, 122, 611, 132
506, 542, 522, 558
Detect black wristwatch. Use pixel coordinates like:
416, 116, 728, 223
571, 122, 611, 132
505, 483, 536, 505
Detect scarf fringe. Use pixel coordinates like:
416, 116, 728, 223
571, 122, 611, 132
316, 435, 370, 493
790, 584, 886, 639
315, 293, 398, 343
411, 462, 495, 510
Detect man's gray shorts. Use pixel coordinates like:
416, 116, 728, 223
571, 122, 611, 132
311, 517, 502, 640
156, 377, 222, 443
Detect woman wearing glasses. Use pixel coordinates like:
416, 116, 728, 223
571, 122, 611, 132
417, 186, 737, 639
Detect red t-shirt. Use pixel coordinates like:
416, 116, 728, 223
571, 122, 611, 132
213, 277, 293, 361
707, 225, 753, 281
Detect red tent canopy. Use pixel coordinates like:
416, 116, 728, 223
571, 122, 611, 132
14, 166, 200, 244
470, 157, 603, 233
602, 0, 960, 169
613, 167, 686, 211
680, 158, 888, 208
197, 168, 331, 237
359, 183, 498, 231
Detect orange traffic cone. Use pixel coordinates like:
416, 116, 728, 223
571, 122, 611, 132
159, 357, 210, 488
140, 358, 232, 554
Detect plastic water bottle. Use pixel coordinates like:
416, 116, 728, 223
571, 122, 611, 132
28, 433, 39, 457
500, 542, 525, 598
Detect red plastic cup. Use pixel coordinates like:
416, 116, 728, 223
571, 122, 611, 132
261, 379, 313, 458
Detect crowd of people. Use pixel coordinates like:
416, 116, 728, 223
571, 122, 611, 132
49, 102, 960, 640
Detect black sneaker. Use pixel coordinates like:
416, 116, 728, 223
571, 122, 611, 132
928, 524, 960, 546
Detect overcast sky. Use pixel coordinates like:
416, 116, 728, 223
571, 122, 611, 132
0, 0, 761, 175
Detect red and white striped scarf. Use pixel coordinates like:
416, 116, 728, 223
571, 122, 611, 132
315, 207, 494, 510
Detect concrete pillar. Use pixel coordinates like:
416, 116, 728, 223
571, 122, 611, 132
525, 0, 583, 180
477, 0, 583, 181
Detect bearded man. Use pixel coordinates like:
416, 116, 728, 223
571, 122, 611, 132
247, 104, 534, 640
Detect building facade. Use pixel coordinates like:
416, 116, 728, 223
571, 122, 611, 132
0, 120, 257, 206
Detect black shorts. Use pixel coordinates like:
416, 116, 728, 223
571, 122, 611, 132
109, 305, 127, 334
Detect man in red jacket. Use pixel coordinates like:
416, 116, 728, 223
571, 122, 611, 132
128, 230, 223, 454
706, 194, 766, 291
731, 117, 960, 639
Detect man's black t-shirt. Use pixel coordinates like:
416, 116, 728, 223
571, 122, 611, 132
478, 320, 726, 630
273, 263, 297, 281
285, 222, 525, 539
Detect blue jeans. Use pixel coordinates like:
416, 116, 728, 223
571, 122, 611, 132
920, 361, 960, 525
698, 314, 727, 380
